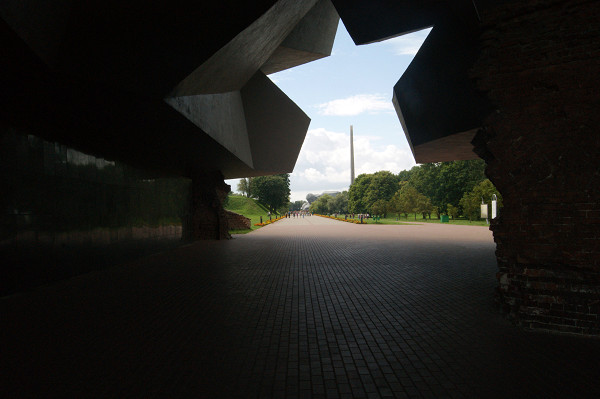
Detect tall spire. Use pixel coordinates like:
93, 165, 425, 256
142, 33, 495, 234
350, 125, 355, 185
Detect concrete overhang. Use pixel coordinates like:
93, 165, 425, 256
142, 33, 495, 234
331, 0, 444, 44
392, 19, 493, 163
332, 0, 503, 45
165, 71, 310, 178
261, 0, 339, 75
333, 0, 500, 163
1, 0, 338, 179
0, 0, 282, 97
168, 0, 320, 96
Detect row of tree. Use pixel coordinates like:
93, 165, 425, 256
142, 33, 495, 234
309, 191, 349, 214
289, 200, 307, 212
236, 160, 502, 220
348, 160, 502, 220
385, 184, 434, 220
237, 174, 291, 213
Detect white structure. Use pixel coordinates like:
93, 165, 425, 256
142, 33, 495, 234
350, 125, 355, 185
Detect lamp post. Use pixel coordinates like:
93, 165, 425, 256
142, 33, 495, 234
491, 194, 498, 220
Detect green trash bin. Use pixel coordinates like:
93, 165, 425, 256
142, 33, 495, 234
440, 215, 449, 223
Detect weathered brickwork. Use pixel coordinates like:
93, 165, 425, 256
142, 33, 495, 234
472, 0, 600, 335
186, 171, 231, 240
225, 210, 251, 230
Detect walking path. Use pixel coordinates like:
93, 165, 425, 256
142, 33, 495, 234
2, 217, 599, 398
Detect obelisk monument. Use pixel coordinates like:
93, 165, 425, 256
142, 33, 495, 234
350, 125, 355, 185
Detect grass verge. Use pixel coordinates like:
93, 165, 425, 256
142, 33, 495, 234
225, 194, 279, 233
369, 214, 490, 226
317, 213, 489, 226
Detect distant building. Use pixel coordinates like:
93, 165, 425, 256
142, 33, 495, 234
306, 191, 341, 204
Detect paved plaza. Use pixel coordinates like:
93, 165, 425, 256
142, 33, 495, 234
2, 216, 599, 398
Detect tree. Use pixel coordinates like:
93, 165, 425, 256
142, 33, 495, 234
348, 173, 372, 213
392, 185, 420, 219
447, 203, 459, 220
459, 179, 503, 221
363, 171, 399, 210
408, 160, 486, 214
390, 185, 432, 220
436, 160, 486, 211
407, 163, 439, 208
459, 192, 480, 222
237, 177, 253, 197
251, 174, 290, 213
329, 191, 349, 214
349, 161, 486, 216
370, 199, 388, 218
417, 194, 433, 220
289, 200, 306, 211
310, 194, 332, 214
349, 171, 399, 213
397, 169, 414, 182
387, 192, 400, 218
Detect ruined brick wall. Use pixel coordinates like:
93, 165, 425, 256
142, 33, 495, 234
225, 210, 251, 230
472, 0, 600, 335
185, 171, 231, 241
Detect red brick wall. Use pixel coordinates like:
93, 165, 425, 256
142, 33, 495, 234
472, 0, 600, 335
185, 171, 231, 240
225, 210, 251, 230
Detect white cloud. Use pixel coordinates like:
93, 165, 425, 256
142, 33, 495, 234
378, 28, 432, 56
227, 129, 416, 202
289, 127, 415, 201
317, 94, 394, 116
266, 69, 294, 85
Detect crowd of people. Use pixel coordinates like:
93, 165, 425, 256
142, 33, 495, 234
285, 211, 311, 218
278, 211, 372, 221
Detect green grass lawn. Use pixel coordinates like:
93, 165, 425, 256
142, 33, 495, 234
225, 194, 276, 233
316, 213, 489, 226
366, 214, 490, 226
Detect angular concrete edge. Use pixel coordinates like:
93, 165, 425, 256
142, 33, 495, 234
261, 0, 339, 75
242, 71, 310, 176
164, 92, 254, 169
334, 0, 497, 163
411, 130, 480, 164
168, 0, 319, 97
392, 21, 493, 162
330, 0, 439, 45
1, 1, 338, 182
160, 0, 337, 178
165, 70, 311, 179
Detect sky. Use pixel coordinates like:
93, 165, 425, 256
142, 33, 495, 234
226, 22, 431, 202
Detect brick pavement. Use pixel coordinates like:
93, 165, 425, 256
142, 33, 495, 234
2, 216, 599, 398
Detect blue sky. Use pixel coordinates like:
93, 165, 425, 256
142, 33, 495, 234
227, 22, 431, 202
